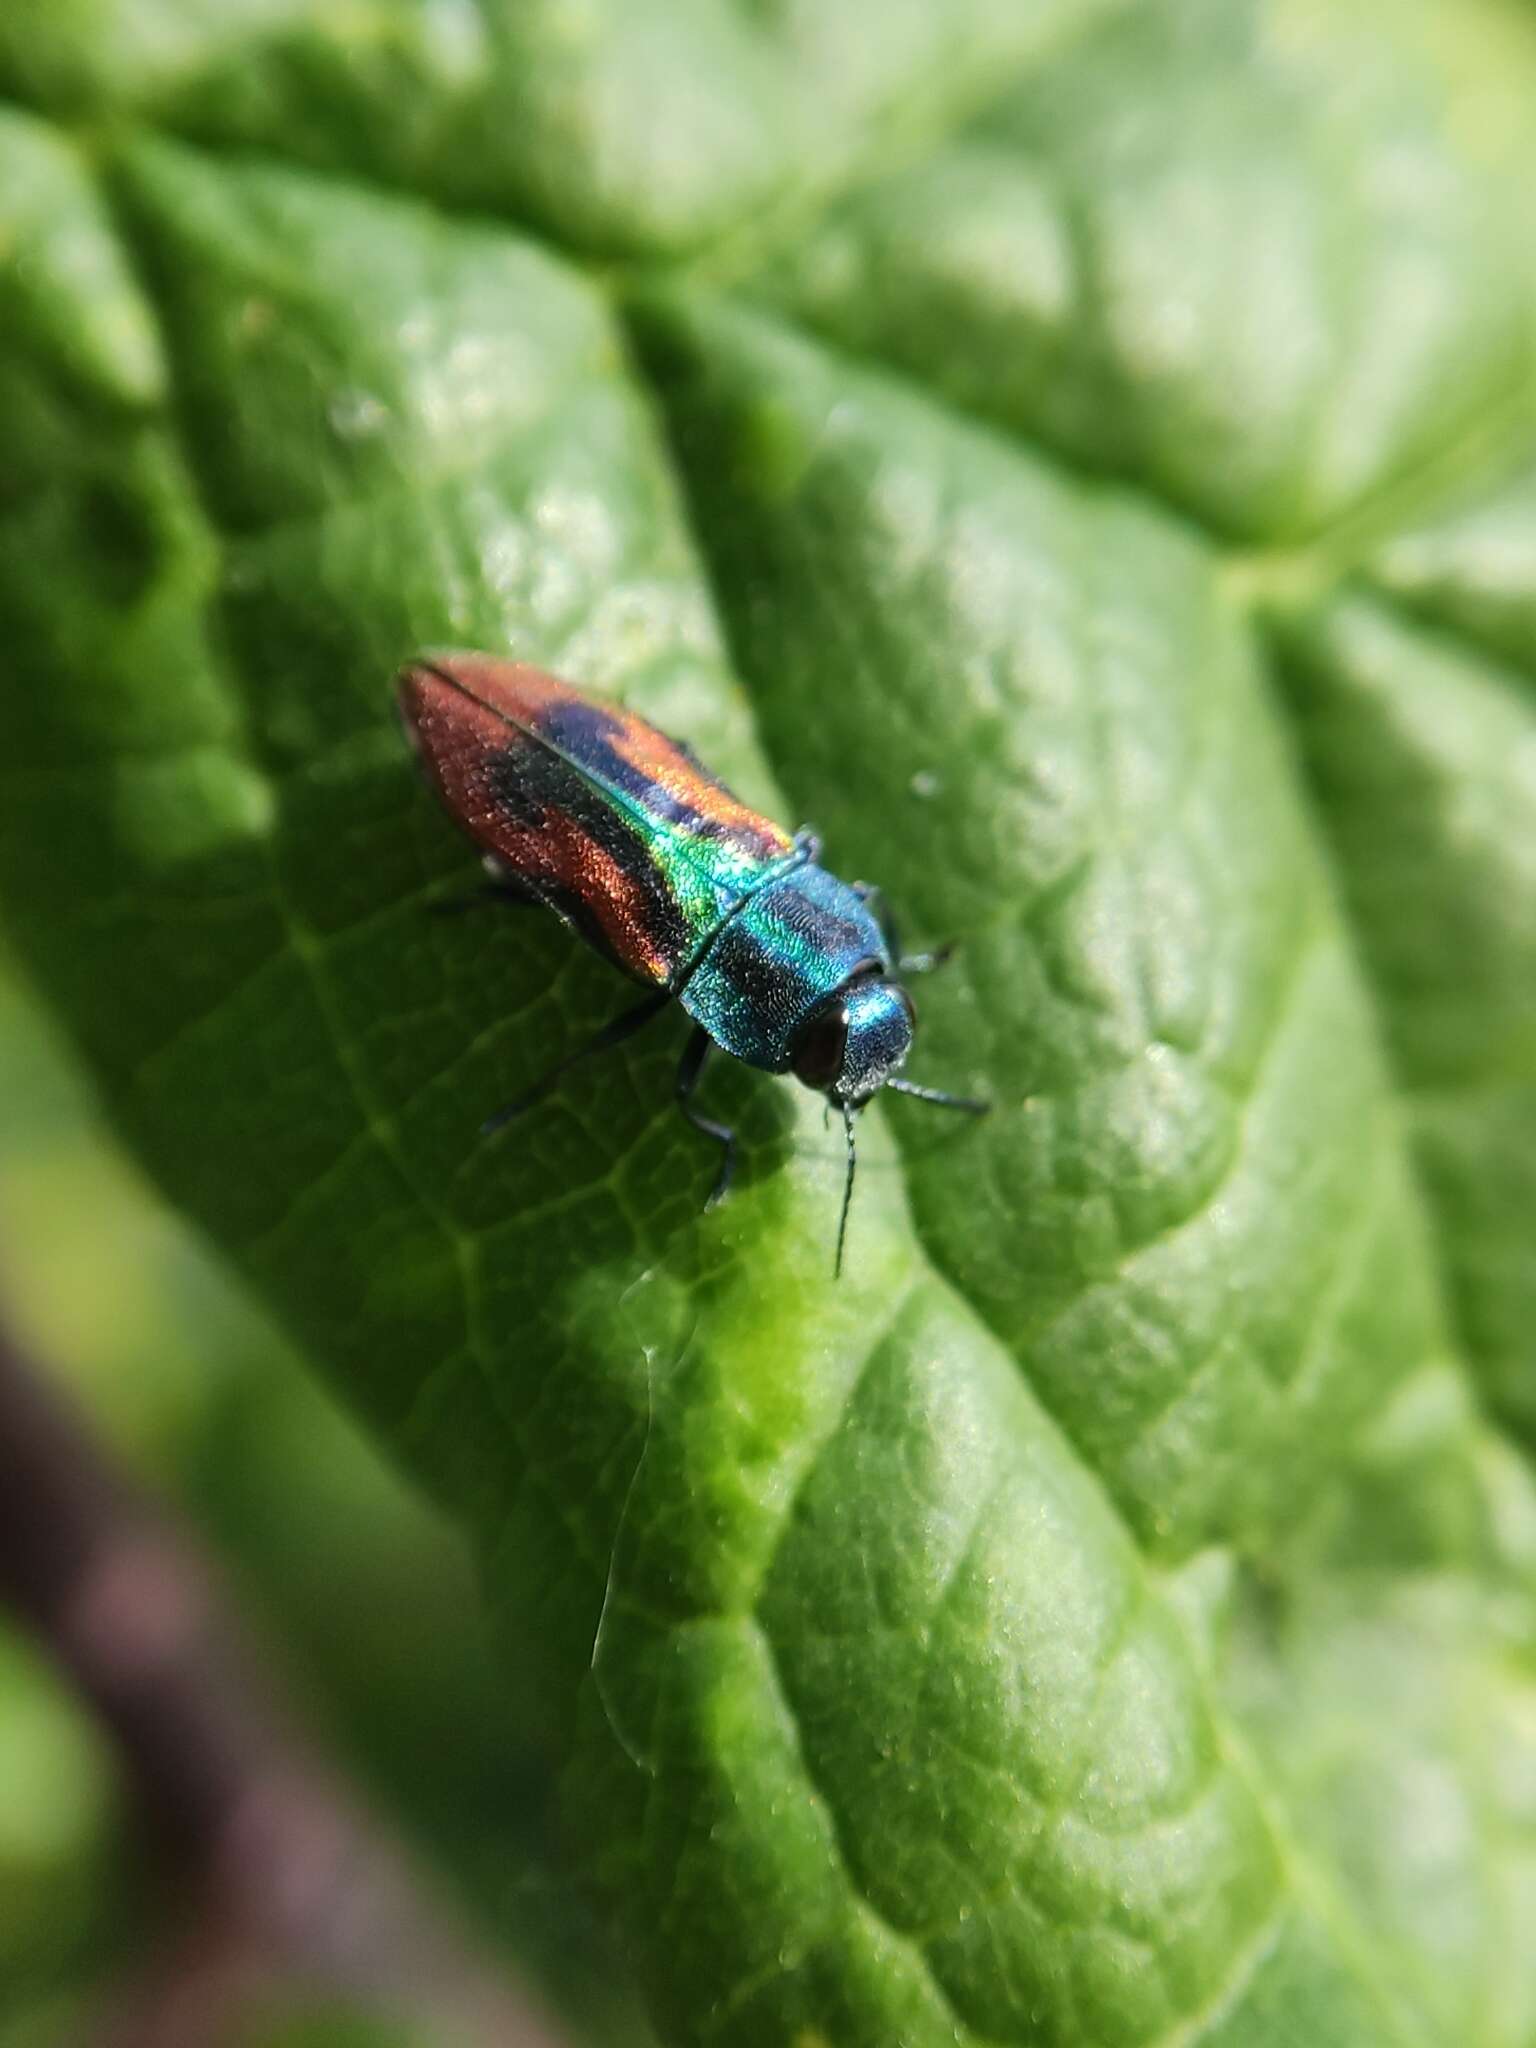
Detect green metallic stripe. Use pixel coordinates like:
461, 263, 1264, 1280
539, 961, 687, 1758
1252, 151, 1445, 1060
664, 832, 819, 995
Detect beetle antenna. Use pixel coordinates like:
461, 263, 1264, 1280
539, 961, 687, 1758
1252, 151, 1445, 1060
835, 1105, 860, 1277
883, 1076, 990, 1114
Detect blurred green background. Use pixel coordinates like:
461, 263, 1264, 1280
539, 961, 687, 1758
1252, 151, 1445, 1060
0, 941, 652, 2046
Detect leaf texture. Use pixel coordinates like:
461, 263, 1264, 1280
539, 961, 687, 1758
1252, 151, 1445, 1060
2, 4, 1536, 2042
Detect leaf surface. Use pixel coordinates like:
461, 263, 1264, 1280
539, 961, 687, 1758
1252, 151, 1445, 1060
3, 4, 1536, 2043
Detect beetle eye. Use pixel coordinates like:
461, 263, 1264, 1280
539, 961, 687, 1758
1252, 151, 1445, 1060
792, 1000, 849, 1090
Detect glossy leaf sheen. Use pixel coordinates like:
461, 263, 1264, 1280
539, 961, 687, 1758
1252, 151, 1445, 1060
2, 3, 1536, 2043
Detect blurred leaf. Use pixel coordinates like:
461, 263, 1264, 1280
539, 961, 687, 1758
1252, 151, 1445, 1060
2, 3, 1536, 2045
0, 1631, 117, 2012
0, 955, 653, 2043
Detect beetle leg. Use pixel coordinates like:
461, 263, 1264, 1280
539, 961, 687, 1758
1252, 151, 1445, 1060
895, 943, 956, 976
675, 1027, 736, 1209
429, 877, 542, 916
481, 989, 672, 1135
852, 882, 954, 976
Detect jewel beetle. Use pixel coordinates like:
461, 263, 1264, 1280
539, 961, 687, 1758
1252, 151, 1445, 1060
396, 653, 988, 1272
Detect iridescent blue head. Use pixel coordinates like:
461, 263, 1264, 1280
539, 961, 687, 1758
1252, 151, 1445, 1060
790, 976, 915, 1107
790, 975, 919, 1277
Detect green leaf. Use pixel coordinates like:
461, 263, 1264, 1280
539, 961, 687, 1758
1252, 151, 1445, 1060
1271, 584, 1536, 1446
2, 3, 1536, 2044
730, 0, 1536, 542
